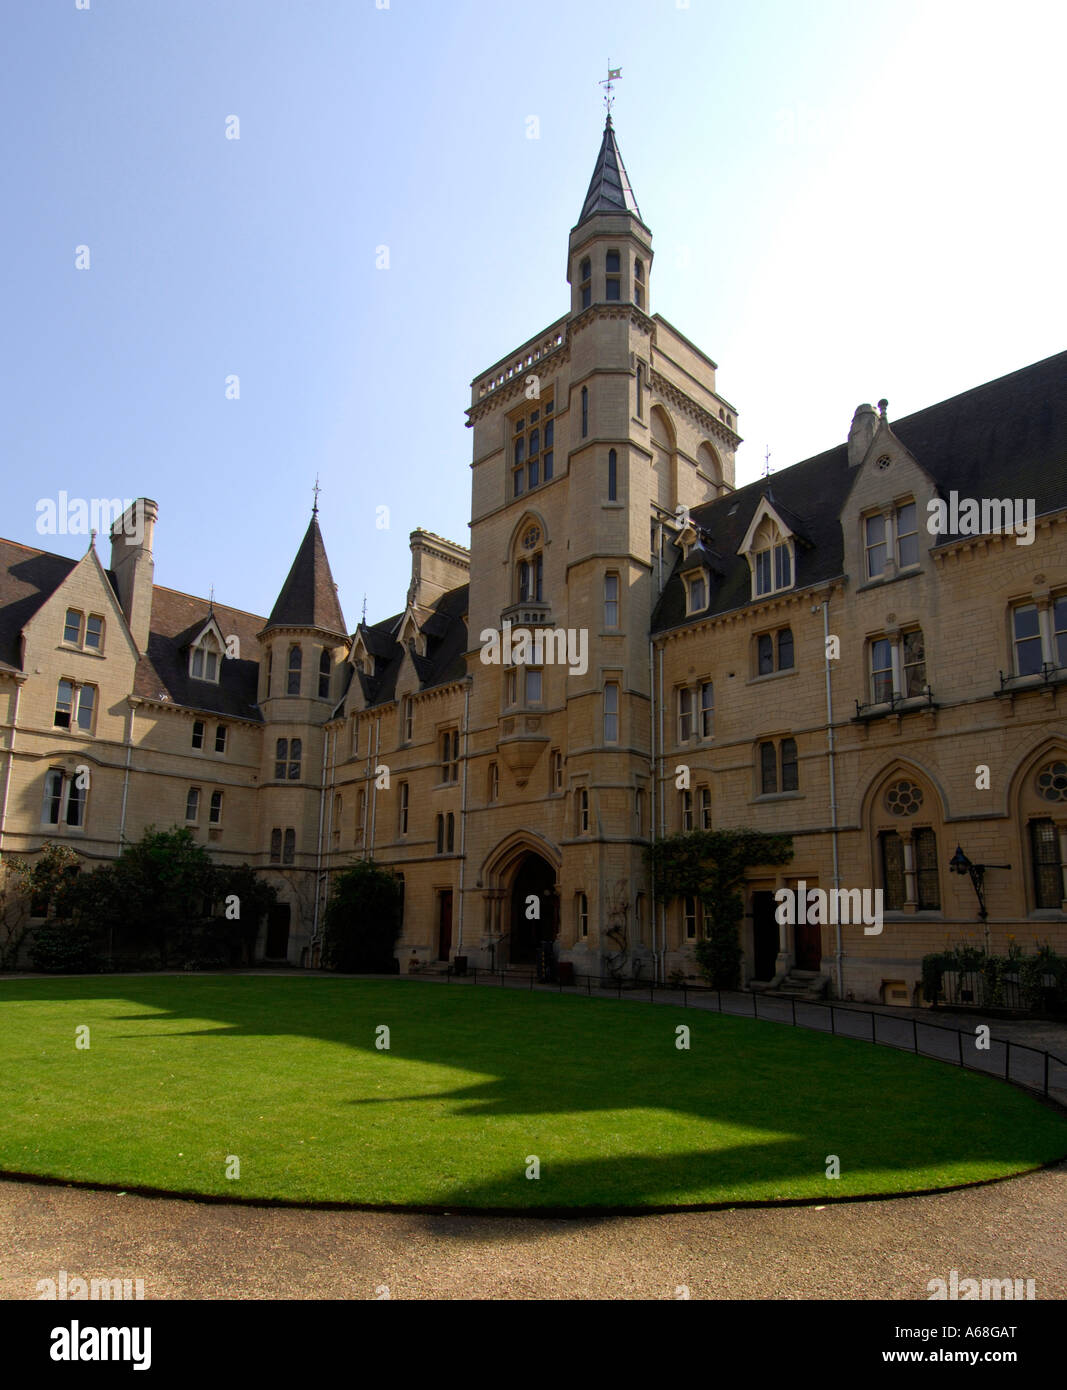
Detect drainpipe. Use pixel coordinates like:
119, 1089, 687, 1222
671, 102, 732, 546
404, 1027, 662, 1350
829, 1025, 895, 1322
658, 641, 667, 983
118, 698, 137, 846
648, 638, 657, 981
369, 715, 381, 856
0, 680, 23, 861
456, 680, 471, 955
821, 597, 844, 997
312, 724, 328, 954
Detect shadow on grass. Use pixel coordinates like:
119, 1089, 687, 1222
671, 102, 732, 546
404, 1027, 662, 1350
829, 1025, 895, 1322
3, 974, 1065, 1216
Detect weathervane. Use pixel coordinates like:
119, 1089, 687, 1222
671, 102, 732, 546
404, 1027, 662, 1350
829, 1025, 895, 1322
764, 446, 772, 478
312, 474, 321, 516
600, 65, 622, 115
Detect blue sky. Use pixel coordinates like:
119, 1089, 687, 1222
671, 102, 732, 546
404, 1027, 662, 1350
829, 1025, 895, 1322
3, 0, 1064, 626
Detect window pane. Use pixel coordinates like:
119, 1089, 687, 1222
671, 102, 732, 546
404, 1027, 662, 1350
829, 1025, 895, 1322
689, 577, 705, 610
1031, 818, 1063, 909
778, 628, 794, 670
283, 829, 295, 864
543, 450, 553, 480
65, 780, 85, 827
604, 682, 618, 742
544, 420, 553, 447
528, 457, 539, 488
606, 251, 620, 272
528, 428, 539, 456
64, 610, 81, 644
774, 543, 791, 588
76, 684, 95, 730
1055, 596, 1067, 667
914, 827, 940, 909
871, 638, 893, 702
275, 739, 287, 779
581, 285, 591, 310
215, 725, 227, 753
54, 680, 73, 728
866, 514, 887, 577
514, 437, 525, 465
902, 629, 926, 696
1013, 604, 1042, 675
270, 828, 282, 863
679, 687, 693, 740
513, 467, 525, 497
881, 831, 906, 910
700, 682, 714, 737
605, 278, 620, 301
757, 633, 773, 675
186, 788, 200, 820
205, 651, 219, 680
781, 738, 798, 791
525, 668, 542, 704
210, 791, 223, 823
897, 502, 918, 566
760, 742, 777, 794
289, 738, 301, 779
755, 550, 771, 595
85, 615, 103, 648
44, 770, 63, 824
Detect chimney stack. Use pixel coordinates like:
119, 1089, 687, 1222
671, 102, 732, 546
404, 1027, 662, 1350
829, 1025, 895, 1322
847, 403, 878, 468
109, 498, 158, 653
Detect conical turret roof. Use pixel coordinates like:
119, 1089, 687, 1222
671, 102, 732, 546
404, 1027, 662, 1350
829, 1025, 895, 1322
577, 116, 643, 224
265, 515, 347, 636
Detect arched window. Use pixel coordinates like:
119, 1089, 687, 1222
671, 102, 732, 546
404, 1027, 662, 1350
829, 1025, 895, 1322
607, 448, 617, 501
869, 770, 942, 912
318, 649, 331, 699
287, 645, 302, 695
283, 828, 296, 864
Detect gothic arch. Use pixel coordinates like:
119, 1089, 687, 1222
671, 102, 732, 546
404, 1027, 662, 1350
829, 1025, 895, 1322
650, 404, 676, 449
480, 828, 561, 893
1008, 736, 1067, 913
697, 440, 723, 490
861, 759, 949, 909
503, 509, 550, 565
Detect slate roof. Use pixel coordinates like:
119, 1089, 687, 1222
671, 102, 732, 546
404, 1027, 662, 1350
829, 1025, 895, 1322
264, 515, 347, 636
0, 541, 84, 672
577, 116, 644, 226
345, 584, 469, 713
135, 587, 265, 721
652, 348, 1067, 634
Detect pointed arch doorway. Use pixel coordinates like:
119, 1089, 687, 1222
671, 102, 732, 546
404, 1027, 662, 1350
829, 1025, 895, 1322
509, 852, 559, 965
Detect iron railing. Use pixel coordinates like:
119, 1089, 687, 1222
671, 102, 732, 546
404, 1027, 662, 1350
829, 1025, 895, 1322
428, 965, 1067, 1103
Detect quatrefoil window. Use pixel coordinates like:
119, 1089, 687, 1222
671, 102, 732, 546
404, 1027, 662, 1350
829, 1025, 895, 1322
521, 527, 541, 550
885, 779, 923, 816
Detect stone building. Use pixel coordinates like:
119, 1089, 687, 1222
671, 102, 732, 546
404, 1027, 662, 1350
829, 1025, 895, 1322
1, 118, 1064, 1000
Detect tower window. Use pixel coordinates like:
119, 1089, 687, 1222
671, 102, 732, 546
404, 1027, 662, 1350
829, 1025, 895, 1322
603, 681, 619, 743
579, 257, 591, 310
605, 249, 620, 301
275, 738, 301, 780
318, 649, 331, 699
270, 828, 282, 864
209, 790, 223, 824
511, 398, 554, 495
634, 258, 645, 310
604, 573, 619, 629
577, 892, 589, 937
636, 361, 644, 416
581, 386, 588, 438
607, 448, 617, 501
287, 645, 302, 696
577, 787, 590, 834
283, 828, 295, 864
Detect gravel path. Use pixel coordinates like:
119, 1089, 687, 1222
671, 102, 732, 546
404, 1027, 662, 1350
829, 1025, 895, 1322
3, 1163, 1065, 1301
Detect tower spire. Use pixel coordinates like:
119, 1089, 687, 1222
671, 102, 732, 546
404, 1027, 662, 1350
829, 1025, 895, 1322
576, 107, 643, 226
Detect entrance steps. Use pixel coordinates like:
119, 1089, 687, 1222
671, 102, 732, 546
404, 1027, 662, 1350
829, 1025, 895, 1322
765, 968, 832, 1001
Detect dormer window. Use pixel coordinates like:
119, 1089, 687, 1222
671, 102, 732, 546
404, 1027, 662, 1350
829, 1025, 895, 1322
190, 631, 221, 683
755, 541, 791, 595
685, 571, 708, 615
739, 499, 798, 602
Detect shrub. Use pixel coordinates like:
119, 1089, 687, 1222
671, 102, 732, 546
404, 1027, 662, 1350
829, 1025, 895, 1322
28, 922, 104, 974
323, 860, 403, 973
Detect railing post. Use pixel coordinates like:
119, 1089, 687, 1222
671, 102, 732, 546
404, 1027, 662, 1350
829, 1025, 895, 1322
830, 1006, 835, 1034
912, 1018, 918, 1054
958, 1029, 964, 1067
1044, 1052, 1050, 1098
1005, 1040, 1010, 1081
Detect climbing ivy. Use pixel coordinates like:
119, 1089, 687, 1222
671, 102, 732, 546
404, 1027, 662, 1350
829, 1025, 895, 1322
646, 829, 793, 989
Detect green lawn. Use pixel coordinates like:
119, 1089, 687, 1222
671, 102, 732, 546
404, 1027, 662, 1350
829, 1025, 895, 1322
1, 976, 1064, 1210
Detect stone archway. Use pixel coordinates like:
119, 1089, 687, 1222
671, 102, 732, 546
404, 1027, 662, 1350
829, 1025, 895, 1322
508, 852, 558, 965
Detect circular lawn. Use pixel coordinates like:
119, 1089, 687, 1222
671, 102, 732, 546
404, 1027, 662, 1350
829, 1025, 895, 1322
2, 975, 1065, 1211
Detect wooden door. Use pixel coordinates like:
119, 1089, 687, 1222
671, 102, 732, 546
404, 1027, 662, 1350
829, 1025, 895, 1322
438, 891, 453, 961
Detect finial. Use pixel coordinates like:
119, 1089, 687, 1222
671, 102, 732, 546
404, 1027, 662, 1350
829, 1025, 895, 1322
763, 445, 772, 478
600, 65, 622, 116
361, 592, 367, 625
312, 474, 321, 516
878, 398, 889, 420
208, 583, 215, 611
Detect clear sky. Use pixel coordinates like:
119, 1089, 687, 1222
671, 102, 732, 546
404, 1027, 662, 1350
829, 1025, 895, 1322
3, 0, 1064, 627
